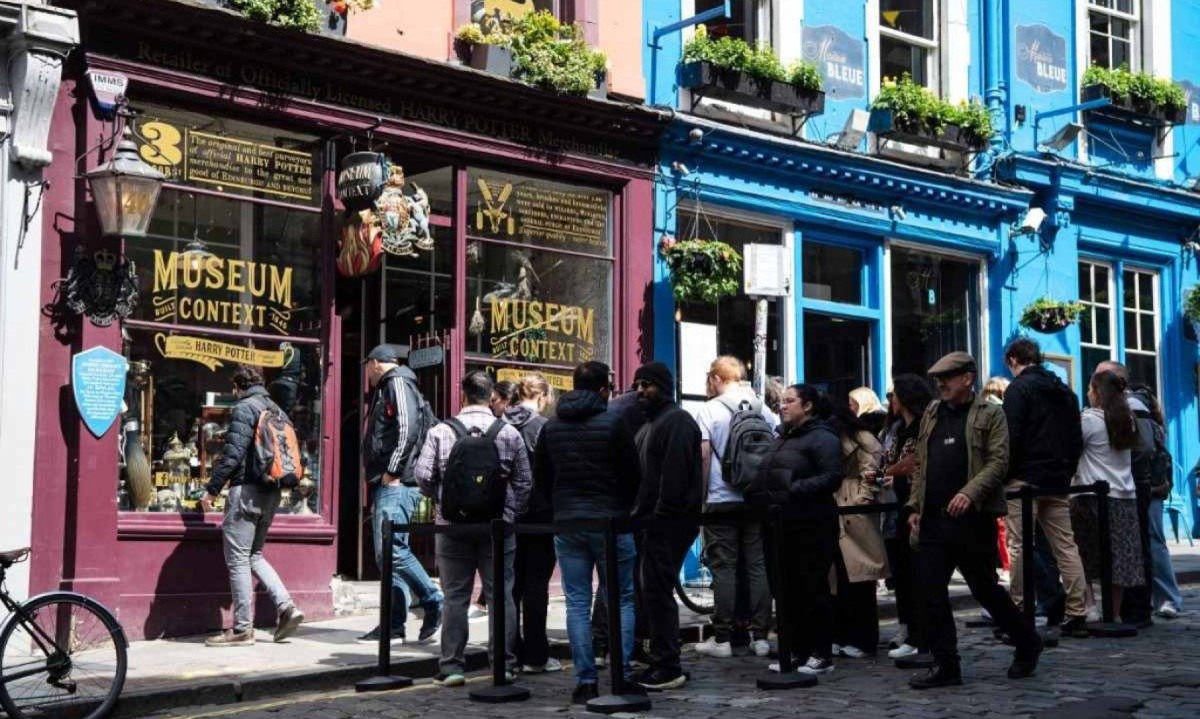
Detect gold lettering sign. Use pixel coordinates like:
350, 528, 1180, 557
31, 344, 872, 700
474, 176, 609, 254
488, 298, 595, 364
155, 334, 295, 371
496, 368, 573, 392
151, 250, 294, 335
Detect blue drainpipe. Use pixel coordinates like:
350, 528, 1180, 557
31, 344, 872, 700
983, 0, 1008, 159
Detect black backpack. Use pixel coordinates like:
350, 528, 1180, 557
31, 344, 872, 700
439, 418, 508, 523
712, 396, 776, 494
1133, 408, 1174, 499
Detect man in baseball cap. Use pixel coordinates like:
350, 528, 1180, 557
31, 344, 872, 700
906, 351, 1041, 689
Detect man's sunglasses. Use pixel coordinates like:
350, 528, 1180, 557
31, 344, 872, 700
631, 380, 654, 391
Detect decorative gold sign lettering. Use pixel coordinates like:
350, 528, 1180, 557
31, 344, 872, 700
474, 176, 608, 254
496, 367, 573, 392
151, 250, 294, 335
155, 334, 295, 371
489, 298, 595, 364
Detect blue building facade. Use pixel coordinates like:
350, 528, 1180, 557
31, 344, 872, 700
644, 1, 1199, 537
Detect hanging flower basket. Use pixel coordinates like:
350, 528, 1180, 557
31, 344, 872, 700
659, 237, 742, 305
1019, 297, 1085, 333
1184, 285, 1200, 343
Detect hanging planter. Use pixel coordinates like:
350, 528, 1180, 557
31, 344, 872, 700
659, 235, 742, 305
678, 27, 825, 117
868, 75, 993, 152
1019, 297, 1085, 334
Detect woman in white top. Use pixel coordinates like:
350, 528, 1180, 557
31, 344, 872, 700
1070, 370, 1145, 620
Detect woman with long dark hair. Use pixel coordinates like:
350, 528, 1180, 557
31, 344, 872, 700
1070, 370, 1143, 619
879, 374, 933, 659
747, 384, 843, 676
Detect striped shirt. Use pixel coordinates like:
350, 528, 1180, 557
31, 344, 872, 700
415, 406, 532, 524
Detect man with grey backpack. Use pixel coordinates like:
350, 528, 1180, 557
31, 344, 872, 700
692, 356, 777, 659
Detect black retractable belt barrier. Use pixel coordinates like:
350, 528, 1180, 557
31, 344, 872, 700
470, 519, 531, 703
585, 517, 653, 715
756, 505, 817, 690
356, 517, 414, 692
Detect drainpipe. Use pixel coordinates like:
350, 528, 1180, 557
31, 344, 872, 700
983, 0, 1007, 160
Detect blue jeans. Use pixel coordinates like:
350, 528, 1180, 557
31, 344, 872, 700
1149, 499, 1183, 609
371, 484, 443, 632
555, 531, 636, 685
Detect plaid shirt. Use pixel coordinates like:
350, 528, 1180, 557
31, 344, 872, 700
415, 406, 532, 524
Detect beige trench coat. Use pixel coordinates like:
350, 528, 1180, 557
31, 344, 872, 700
834, 430, 890, 584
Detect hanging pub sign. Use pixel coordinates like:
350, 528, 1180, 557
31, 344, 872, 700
1181, 81, 1200, 125
1016, 24, 1068, 94
801, 26, 865, 100
337, 152, 388, 211
72, 346, 128, 438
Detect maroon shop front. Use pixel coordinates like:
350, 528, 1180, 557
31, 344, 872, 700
32, 0, 664, 640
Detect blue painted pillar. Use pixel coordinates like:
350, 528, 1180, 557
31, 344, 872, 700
983, 0, 1007, 154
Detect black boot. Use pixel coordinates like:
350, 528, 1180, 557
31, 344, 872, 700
909, 661, 963, 689
1007, 634, 1044, 679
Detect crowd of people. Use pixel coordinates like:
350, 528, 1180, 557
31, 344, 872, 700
198, 337, 1186, 702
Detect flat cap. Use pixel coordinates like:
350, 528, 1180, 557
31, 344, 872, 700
364, 343, 405, 363
928, 351, 978, 377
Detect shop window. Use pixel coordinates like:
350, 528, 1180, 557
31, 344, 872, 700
879, 0, 939, 91
694, 0, 770, 46
464, 168, 613, 379
803, 242, 862, 304
1088, 0, 1139, 71
889, 245, 979, 378
803, 313, 871, 401
1078, 261, 1115, 379
1122, 267, 1159, 396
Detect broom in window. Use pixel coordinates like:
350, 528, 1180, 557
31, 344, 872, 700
124, 361, 155, 511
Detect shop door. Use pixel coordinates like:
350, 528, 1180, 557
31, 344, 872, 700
889, 246, 981, 378
803, 313, 871, 400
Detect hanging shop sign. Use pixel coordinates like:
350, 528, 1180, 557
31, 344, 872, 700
1016, 24, 1068, 94
72, 346, 129, 438
801, 26, 865, 100
338, 163, 433, 275
408, 345, 445, 370
150, 249, 295, 335
1181, 81, 1200, 125
488, 298, 596, 364
155, 334, 296, 371
471, 173, 610, 255
134, 118, 317, 203
337, 152, 388, 211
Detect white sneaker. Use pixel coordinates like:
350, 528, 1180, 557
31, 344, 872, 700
767, 662, 780, 673
594, 655, 607, 669
1156, 602, 1180, 619
467, 604, 488, 619
1085, 605, 1102, 623
796, 656, 834, 675
838, 645, 866, 659
751, 639, 771, 657
889, 624, 909, 649
694, 637, 733, 658
888, 643, 918, 659
521, 657, 563, 673
831, 643, 841, 656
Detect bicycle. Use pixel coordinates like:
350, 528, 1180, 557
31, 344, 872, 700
0, 548, 128, 719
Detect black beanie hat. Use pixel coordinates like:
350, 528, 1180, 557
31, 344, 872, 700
634, 361, 675, 395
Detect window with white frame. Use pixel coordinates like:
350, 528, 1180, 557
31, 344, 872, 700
1122, 267, 1159, 396
879, 0, 939, 91
694, 0, 771, 47
1088, 0, 1140, 70
1078, 261, 1115, 379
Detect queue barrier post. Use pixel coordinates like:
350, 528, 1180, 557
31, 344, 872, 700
756, 505, 817, 690
470, 519, 531, 703
587, 518, 653, 715
355, 517, 414, 692
1088, 481, 1137, 638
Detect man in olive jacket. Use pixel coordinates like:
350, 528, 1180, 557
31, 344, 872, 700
905, 352, 1040, 689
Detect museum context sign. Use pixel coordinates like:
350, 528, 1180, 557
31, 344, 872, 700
150, 250, 295, 335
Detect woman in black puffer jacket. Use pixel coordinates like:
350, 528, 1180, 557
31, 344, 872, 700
748, 384, 843, 677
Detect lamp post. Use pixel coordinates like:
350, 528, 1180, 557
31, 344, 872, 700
85, 126, 165, 238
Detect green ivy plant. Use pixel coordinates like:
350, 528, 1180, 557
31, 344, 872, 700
1082, 65, 1187, 114
454, 11, 606, 96
225, 0, 321, 32
660, 237, 743, 305
1184, 284, 1200, 323
683, 26, 822, 92
1019, 297, 1085, 332
872, 74, 995, 143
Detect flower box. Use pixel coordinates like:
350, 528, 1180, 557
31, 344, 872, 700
678, 61, 825, 117
867, 109, 983, 152
1081, 84, 1187, 127
468, 44, 515, 78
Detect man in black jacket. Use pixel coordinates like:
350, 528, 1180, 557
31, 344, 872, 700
201, 366, 303, 647
630, 361, 702, 691
1002, 338, 1089, 637
535, 362, 642, 705
359, 344, 443, 645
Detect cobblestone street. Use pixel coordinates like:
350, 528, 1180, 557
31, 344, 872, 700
142, 606, 1200, 719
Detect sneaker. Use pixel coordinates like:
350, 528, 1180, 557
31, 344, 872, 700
521, 657, 563, 673
1060, 616, 1090, 638
468, 604, 488, 620
571, 682, 599, 705
1086, 604, 1102, 623
205, 629, 255, 647
273, 605, 304, 643
418, 603, 442, 644
357, 626, 405, 644
831, 643, 841, 656
633, 667, 687, 690
434, 672, 466, 687
889, 624, 909, 649
838, 645, 867, 659
751, 639, 771, 657
694, 637, 733, 658
796, 656, 835, 675
594, 655, 608, 669
909, 663, 962, 689
888, 643, 919, 659
1155, 602, 1180, 619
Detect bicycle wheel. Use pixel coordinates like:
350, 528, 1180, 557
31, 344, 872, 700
675, 576, 715, 615
0, 592, 127, 719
